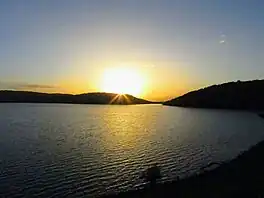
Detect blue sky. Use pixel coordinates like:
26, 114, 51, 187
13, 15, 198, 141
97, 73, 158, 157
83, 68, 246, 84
0, 0, 264, 100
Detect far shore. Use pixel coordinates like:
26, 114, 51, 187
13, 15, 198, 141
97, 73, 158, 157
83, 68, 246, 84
102, 139, 264, 198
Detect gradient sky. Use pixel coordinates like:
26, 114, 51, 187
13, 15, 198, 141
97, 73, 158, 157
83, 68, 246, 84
1, 0, 264, 101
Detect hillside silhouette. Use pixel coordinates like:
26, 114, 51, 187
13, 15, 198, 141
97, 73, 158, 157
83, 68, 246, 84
164, 80, 264, 110
0, 91, 152, 105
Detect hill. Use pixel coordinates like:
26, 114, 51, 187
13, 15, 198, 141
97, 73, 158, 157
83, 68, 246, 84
164, 80, 264, 110
0, 91, 152, 105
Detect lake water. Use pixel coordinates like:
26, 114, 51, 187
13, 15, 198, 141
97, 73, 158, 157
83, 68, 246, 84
1, 103, 264, 197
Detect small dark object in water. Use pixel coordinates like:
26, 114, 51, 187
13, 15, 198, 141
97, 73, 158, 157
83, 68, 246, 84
258, 113, 264, 119
141, 164, 161, 185
199, 162, 222, 173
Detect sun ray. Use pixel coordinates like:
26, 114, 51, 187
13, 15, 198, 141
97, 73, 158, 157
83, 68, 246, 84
122, 94, 131, 104
109, 94, 120, 104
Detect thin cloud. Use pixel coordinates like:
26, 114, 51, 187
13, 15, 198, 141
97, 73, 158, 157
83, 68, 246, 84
0, 82, 57, 90
18, 84, 56, 89
219, 33, 227, 44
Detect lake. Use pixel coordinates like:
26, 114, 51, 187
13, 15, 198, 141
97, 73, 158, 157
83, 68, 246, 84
1, 103, 264, 197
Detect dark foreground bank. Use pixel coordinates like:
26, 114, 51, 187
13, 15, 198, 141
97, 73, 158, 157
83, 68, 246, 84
102, 140, 264, 198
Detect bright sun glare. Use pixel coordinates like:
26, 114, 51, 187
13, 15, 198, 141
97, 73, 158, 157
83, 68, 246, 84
101, 67, 144, 96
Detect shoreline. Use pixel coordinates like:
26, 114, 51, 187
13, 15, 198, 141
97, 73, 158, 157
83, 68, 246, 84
102, 140, 264, 197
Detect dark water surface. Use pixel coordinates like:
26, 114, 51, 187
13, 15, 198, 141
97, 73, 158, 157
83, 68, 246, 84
1, 103, 264, 197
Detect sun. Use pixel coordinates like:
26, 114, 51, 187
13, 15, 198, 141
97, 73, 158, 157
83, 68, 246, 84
101, 67, 145, 96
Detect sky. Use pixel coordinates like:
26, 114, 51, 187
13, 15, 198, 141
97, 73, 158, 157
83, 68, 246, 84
0, 0, 264, 101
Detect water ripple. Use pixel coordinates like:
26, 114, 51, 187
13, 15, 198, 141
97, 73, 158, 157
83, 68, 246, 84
1, 104, 264, 197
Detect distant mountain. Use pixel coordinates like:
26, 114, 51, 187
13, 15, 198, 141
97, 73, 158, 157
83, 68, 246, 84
0, 91, 152, 105
164, 80, 264, 110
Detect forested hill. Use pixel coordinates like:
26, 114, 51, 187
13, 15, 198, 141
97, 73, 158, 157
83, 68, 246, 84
0, 91, 152, 105
164, 80, 264, 110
